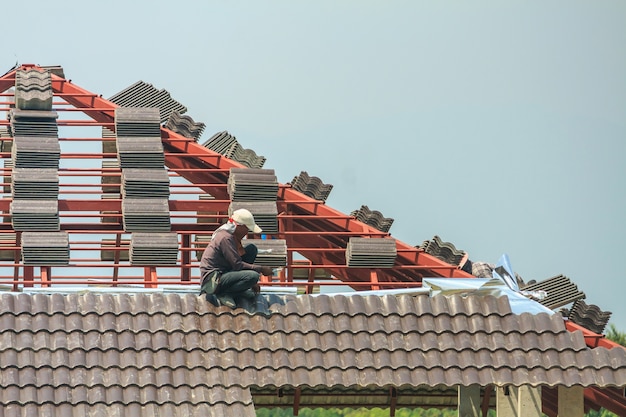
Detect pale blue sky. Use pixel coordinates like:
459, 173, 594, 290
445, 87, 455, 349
4, 1, 625, 328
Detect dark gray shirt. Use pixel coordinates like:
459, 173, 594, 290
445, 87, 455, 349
199, 230, 261, 279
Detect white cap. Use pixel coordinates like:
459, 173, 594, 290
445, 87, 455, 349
231, 208, 262, 234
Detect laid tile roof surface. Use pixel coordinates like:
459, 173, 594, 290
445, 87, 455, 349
0, 292, 625, 415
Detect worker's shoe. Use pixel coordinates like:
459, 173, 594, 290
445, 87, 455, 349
200, 271, 220, 295
217, 294, 236, 309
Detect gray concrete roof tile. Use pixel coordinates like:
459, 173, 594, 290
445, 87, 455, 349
1, 291, 625, 414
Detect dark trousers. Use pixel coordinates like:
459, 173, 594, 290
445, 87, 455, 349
216, 244, 260, 296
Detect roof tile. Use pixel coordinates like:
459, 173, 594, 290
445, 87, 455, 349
0, 291, 625, 414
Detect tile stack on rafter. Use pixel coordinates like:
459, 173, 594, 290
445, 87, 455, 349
203, 131, 266, 169
11, 168, 59, 200
289, 171, 333, 202
115, 108, 165, 169
227, 168, 279, 234
121, 198, 171, 232
350, 205, 394, 233
108, 80, 187, 124
100, 127, 121, 225
418, 235, 467, 267
345, 237, 397, 268
228, 201, 278, 235
21, 231, 70, 265
243, 239, 288, 267
122, 168, 170, 199
165, 110, 205, 142
129, 232, 179, 265
9, 69, 68, 265
115, 108, 176, 265
0, 233, 18, 261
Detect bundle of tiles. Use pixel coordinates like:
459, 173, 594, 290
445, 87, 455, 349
345, 237, 397, 268
21, 231, 69, 265
129, 232, 179, 265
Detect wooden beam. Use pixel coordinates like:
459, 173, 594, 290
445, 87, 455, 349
496, 386, 516, 417
558, 386, 583, 417
496, 386, 542, 417
389, 387, 398, 417
458, 385, 481, 417
518, 386, 541, 417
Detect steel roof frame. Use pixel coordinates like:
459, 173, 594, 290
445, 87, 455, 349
0, 64, 624, 415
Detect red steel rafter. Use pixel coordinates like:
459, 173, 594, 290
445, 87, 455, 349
1, 65, 623, 413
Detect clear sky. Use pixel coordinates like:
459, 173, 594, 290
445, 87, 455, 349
3, 1, 625, 329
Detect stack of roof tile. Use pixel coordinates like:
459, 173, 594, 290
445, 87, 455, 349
227, 168, 278, 234
129, 232, 178, 265
115, 107, 161, 137
122, 198, 171, 232
243, 239, 288, 267
11, 135, 60, 168
9, 109, 59, 138
115, 135, 164, 168
165, 110, 205, 142
21, 231, 69, 265
203, 131, 266, 168
202, 130, 237, 154
418, 235, 467, 266
2, 158, 10, 195
115, 108, 165, 169
229, 201, 278, 234
565, 299, 612, 335
289, 171, 333, 202
109, 81, 188, 124
194, 234, 211, 261
196, 194, 218, 225
8, 73, 61, 238
101, 159, 121, 194
224, 142, 266, 169
11, 168, 59, 199
521, 274, 585, 310
121, 168, 170, 199
39, 65, 65, 78
0, 126, 11, 154
228, 168, 278, 201
10, 199, 59, 231
351, 205, 394, 233
346, 237, 397, 268
100, 239, 130, 262
100, 193, 121, 225
115, 107, 171, 233
14, 69, 53, 111
0, 233, 18, 261
101, 126, 117, 152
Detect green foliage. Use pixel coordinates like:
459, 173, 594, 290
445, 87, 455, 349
258, 408, 480, 417
605, 324, 626, 347
586, 408, 618, 417
258, 406, 624, 417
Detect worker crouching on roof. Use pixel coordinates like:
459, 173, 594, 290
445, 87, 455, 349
199, 208, 273, 308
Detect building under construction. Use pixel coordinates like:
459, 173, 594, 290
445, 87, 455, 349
0, 64, 624, 416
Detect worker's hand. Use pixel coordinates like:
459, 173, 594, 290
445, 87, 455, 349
260, 266, 273, 276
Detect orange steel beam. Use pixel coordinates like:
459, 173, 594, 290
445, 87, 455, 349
161, 125, 472, 283
583, 387, 626, 416
2, 66, 470, 285
565, 321, 625, 349
50, 73, 116, 123
0, 69, 17, 93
